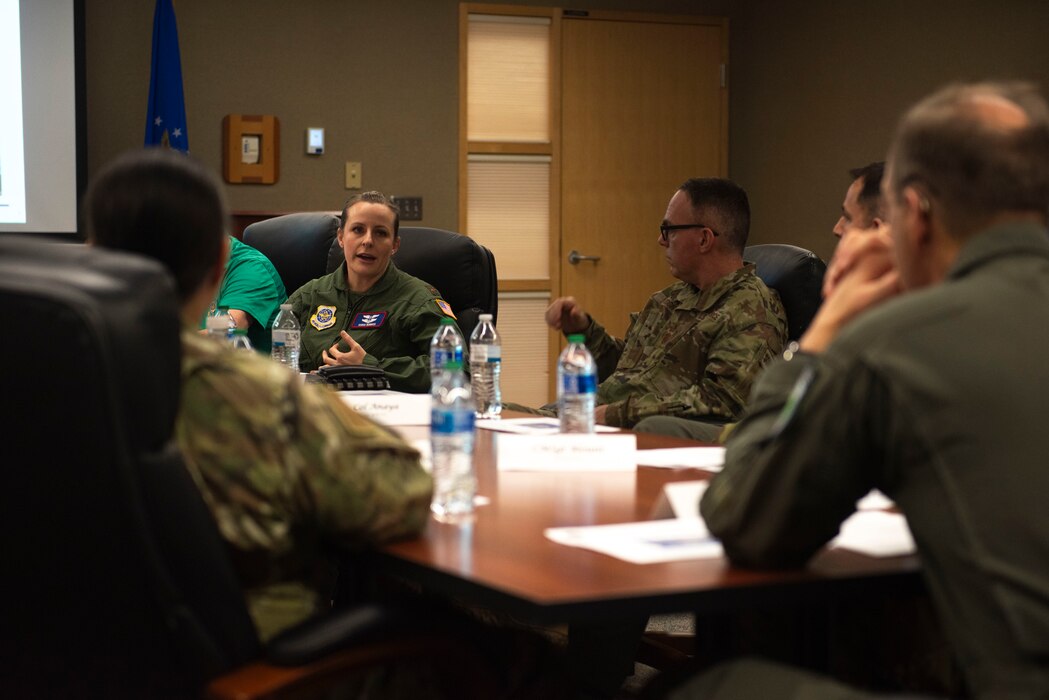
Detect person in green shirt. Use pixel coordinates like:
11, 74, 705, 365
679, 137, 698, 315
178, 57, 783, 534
200, 235, 286, 352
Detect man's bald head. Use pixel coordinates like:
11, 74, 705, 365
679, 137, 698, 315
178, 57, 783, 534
886, 82, 1049, 240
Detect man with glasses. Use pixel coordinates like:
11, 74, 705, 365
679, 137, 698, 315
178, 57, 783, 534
665, 82, 1049, 699
545, 177, 788, 430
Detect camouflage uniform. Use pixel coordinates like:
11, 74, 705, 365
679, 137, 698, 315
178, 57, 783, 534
288, 261, 454, 393
585, 264, 787, 427
177, 330, 432, 640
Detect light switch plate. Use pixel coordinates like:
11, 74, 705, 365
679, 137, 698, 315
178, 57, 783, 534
345, 161, 361, 189
306, 128, 324, 155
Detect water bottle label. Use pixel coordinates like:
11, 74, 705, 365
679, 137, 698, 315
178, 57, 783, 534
561, 372, 597, 394
433, 349, 453, 367
470, 345, 501, 363
433, 347, 464, 368
272, 329, 300, 345
431, 408, 476, 434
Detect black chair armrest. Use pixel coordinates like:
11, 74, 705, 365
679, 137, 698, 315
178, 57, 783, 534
266, 603, 414, 666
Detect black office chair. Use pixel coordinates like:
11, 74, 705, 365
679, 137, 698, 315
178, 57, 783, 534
395, 226, 499, 339
743, 243, 826, 341
0, 236, 497, 699
244, 213, 498, 340
243, 212, 340, 297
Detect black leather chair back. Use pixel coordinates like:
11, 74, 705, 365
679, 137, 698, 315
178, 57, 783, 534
393, 227, 499, 339
743, 243, 826, 341
0, 237, 259, 697
243, 212, 339, 296
245, 214, 499, 340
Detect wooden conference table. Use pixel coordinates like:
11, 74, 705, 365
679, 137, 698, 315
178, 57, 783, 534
371, 414, 923, 626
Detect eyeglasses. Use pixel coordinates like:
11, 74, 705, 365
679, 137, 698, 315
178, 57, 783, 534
659, 223, 719, 243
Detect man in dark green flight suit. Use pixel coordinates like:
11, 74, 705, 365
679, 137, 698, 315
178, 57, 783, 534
667, 82, 1049, 698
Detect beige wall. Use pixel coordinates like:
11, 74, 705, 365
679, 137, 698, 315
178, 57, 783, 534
730, 0, 1049, 260
86, 1, 1049, 262
84, 0, 727, 232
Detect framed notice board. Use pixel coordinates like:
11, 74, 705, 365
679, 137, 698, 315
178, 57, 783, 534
222, 114, 280, 184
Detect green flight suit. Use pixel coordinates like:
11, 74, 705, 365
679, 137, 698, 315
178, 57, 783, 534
585, 264, 787, 427
177, 330, 432, 641
702, 223, 1049, 698
288, 262, 453, 393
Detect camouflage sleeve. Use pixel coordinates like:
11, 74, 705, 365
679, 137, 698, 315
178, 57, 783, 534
177, 353, 432, 555
603, 319, 786, 427
583, 314, 633, 382
700, 354, 883, 568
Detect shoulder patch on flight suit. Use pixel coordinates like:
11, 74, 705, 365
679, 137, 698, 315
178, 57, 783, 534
436, 299, 456, 319
351, 311, 388, 329
310, 305, 337, 330
762, 364, 817, 444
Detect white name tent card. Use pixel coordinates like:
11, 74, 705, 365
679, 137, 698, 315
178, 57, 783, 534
338, 390, 431, 426
657, 480, 709, 520
477, 417, 620, 434
496, 433, 637, 472
856, 489, 895, 511
830, 510, 916, 557
636, 447, 726, 471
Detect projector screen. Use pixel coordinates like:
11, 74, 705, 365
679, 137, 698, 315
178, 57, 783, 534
0, 0, 83, 236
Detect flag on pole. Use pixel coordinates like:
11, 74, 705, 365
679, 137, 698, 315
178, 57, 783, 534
144, 0, 188, 152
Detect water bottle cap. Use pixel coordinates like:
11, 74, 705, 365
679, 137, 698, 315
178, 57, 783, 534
232, 329, 248, 335
280, 303, 292, 310
479, 313, 492, 322
567, 334, 586, 344
444, 360, 463, 370
440, 317, 456, 325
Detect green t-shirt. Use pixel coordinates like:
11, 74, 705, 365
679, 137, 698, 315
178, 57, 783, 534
201, 237, 287, 352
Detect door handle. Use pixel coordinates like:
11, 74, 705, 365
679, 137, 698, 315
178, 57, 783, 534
568, 249, 601, 265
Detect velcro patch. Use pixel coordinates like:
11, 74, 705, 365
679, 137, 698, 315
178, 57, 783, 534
310, 305, 337, 330
436, 299, 456, 319
351, 311, 388, 329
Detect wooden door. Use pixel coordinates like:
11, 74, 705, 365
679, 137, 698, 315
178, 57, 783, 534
560, 14, 727, 340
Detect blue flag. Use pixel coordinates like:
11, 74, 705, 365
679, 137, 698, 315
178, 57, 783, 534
144, 0, 188, 151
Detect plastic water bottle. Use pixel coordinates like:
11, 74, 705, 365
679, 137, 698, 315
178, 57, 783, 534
469, 313, 502, 419
229, 328, 254, 351
558, 334, 596, 433
271, 303, 301, 369
430, 360, 476, 520
430, 317, 464, 386
205, 308, 231, 340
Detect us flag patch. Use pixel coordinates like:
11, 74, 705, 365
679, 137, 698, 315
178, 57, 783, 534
436, 299, 456, 319
351, 311, 388, 329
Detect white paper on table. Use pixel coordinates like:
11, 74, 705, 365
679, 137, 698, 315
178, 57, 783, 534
476, 417, 620, 434
637, 447, 725, 471
545, 517, 723, 564
856, 489, 895, 510
496, 433, 637, 472
830, 510, 915, 557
